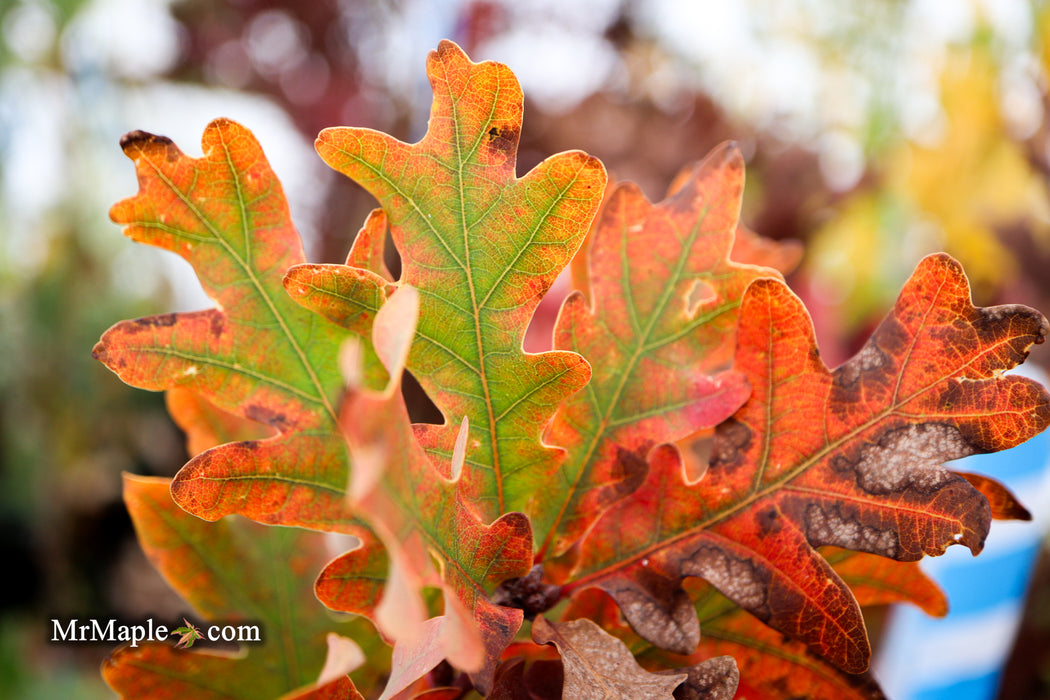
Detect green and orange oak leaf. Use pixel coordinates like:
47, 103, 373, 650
537, 143, 779, 560
566, 253, 1050, 673
93, 119, 386, 532
326, 286, 532, 696
286, 40, 606, 524
104, 475, 375, 700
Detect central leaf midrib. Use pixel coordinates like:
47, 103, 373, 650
542, 204, 715, 551
573, 311, 994, 583
448, 67, 505, 511
442, 69, 592, 514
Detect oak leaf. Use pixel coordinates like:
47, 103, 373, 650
329, 286, 533, 696
104, 475, 371, 699
94, 119, 386, 532
538, 143, 774, 559
286, 40, 606, 524
680, 551, 949, 700
571, 550, 945, 699
569, 254, 1050, 672
96, 39, 1050, 700
532, 617, 687, 699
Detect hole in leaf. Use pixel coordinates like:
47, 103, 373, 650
401, 369, 442, 424
678, 429, 713, 484
324, 532, 362, 557
685, 278, 715, 317
523, 269, 572, 353
384, 228, 401, 280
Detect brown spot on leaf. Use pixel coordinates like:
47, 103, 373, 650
135, 313, 179, 328
208, 312, 225, 338
532, 617, 687, 698
971, 303, 1050, 361
802, 503, 899, 558
835, 339, 889, 388
834, 423, 971, 496
598, 567, 700, 655
711, 418, 751, 471
244, 404, 291, 431
606, 446, 649, 507
671, 656, 740, 700
485, 124, 519, 157
119, 129, 174, 151
678, 544, 771, 622
756, 506, 782, 537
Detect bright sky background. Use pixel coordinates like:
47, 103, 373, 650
2, 0, 1043, 309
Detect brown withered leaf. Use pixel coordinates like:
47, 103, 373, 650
532, 617, 686, 699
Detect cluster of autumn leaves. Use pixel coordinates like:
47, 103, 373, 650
95, 42, 1050, 699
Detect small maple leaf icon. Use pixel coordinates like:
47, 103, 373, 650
171, 619, 203, 649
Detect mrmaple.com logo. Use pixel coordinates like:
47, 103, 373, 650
50, 617, 261, 648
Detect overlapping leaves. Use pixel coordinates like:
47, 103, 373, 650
96, 39, 1050, 700
104, 476, 371, 699
538, 144, 776, 559
569, 254, 1050, 672
287, 40, 606, 522
568, 550, 945, 699
331, 286, 533, 696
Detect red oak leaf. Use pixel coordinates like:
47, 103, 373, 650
568, 254, 1050, 673
537, 144, 776, 559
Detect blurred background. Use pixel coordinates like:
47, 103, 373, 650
5, 0, 1050, 697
